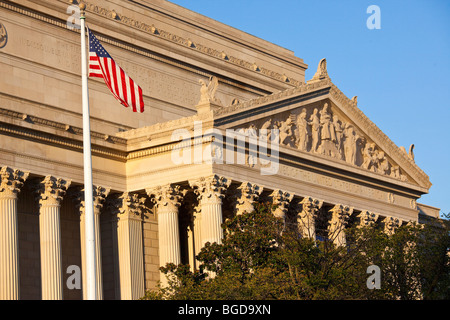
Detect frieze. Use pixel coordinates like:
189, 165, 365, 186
0, 0, 300, 96
276, 163, 412, 209
16, 35, 81, 73
0, 105, 127, 146
81, 1, 303, 85
0, 119, 127, 161
238, 100, 409, 183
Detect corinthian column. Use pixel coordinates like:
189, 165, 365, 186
36, 176, 71, 300
0, 166, 29, 300
357, 210, 379, 228
189, 175, 231, 247
112, 192, 145, 300
73, 185, 110, 300
382, 216, 402, 236
234, 182, 263, 216
297, 196, 323, 239
147, 185, 185, 286
268, 189, 293, 223
328, 204, 353, 247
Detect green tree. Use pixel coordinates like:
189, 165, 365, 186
142, 202, 449, 300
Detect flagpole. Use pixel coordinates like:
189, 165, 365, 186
79, 3, 97, 300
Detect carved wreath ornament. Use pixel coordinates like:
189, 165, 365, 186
0, 22, 8, 49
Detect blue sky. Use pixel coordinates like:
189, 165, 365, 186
169, 0, 450, 217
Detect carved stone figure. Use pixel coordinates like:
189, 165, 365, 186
318, 103, 338, 157
333, 115, 344, 159
390, 165, 408, 181
278, 117, 293, 146
362, 143, 377, 171
261, 118, 272, 130
310, 58, 329, 82
406, 144, 415, 162
309, 108, 320, 152
198, 76, 222, 105
377, 152, 390, 175
343, 124, 365, 165
246, 124, 258, 166
295, 108, 309, 151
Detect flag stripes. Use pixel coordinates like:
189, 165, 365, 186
88, 28, 144, 113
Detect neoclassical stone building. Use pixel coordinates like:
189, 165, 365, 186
0, 0, 440, 300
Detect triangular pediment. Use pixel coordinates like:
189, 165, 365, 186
213, 79, 431, 191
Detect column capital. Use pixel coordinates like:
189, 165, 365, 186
357, 210, 379, 228
35, 176, 71, 207
146, 184, 186, 214
297, 196, 323, 238
0, 166, 29, 198
328, 204, 353, 228
189, 175, 231, 204
268, 189, 293, 218
382, 216, 402, 235
233, 182, 263, 215
108, 192, 146, 220
71, 185, 110, 214
298, 196, 323, 219
328, 204, 353, 247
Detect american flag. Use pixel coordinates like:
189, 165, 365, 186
88, 28, 144, 113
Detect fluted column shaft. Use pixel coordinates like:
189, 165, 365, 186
80, 201, 103, 300
117, 214, 144, 299
39, 201, 63, 300
36, 176, 70, 300
112, 193, 145, 300
158, 206, 181, 266
0, 193, 18, 300
75, 186, 109, 300
0, 167, 28, 300
0, 192, 20, 300
200, 197, 223, 246
191, 207, 202, 270
147, 185, 184, 287
190, 175, 230, 248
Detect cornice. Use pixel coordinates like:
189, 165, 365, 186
0, 0, 302, 88
0, 116, 126, 162
213, 79, 331, 119
127, 135, 214, 161
0, 106, 127, 145
81, 0, 302, 86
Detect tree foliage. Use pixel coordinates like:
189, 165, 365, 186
142, 202, 450, 300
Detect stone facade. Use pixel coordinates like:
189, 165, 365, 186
0, 0, 440, 300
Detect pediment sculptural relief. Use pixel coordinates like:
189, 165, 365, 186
242, 102, 408, 182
